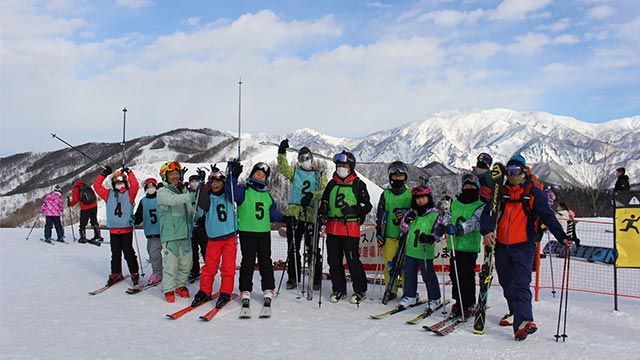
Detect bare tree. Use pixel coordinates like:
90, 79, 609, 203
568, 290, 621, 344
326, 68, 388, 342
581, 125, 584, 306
574, 140, 612, 216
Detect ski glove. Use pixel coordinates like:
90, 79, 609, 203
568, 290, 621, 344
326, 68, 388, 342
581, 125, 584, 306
101, 165, 113, 177
228, 160, 243, 178
435, 224, 446, 237
197, 168, 206, 182
377, 235, 386, 248
300, 192, 313, 207
128, 216, 136, 226
419, 233, 436, 244
404, 210, 417, 224
121, 167, 131, 174
278, 139, 289, 155
340, 205, 358, 217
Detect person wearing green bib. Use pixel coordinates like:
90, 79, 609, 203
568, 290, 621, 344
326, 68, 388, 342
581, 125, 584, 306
397, 186, 442, 309
445, 174, 485, 319
227, 161, 287, 306
375, 161, 412, 301
319, 151, 372, 304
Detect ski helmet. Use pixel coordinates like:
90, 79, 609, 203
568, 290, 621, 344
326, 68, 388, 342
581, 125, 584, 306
461, 173, 480, 189
297, 147, 313, 163
144, 178, 158, 189
209, 167, 226, 182
249, 162, 271, 182
476, 153, 493, 169
507, 154, 526, 168
53, 185, 62, 193
333, 151, 356, 169
188, 174, 199, 183
411, 186, 432, 198
159, 161, 183, 182
111, 171, 128, 189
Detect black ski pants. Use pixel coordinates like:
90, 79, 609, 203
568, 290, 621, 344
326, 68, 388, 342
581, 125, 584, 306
110, 232, 139, 275
286, 218, 322, 285
79, 207, 98, 233
44, 216, 64, 240
190, 226, 208, 275
326, 234, 367, 294
449, 250, 478, 310
238, 231, 275, 292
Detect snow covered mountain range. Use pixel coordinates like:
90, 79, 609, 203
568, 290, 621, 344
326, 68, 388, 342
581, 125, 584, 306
0, 108, 637, 227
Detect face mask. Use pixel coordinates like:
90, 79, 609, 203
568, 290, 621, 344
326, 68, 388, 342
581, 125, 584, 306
190, 182, 199, 190
390, 179, 405, 189
300, 160, 312, 170
459, 188, 479, 203
115, 183, 125, 190
146, 188, 156, 195
336, 167, 350, 179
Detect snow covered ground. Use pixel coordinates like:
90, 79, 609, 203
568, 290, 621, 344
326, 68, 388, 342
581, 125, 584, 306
1, 228, 639, 360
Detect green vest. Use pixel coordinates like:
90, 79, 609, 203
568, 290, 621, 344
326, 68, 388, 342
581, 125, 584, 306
405, 211, 439, 260
382, 187, 412, 239
327, 182, 358, 222
238, 187, 273, 232
448, 200, 484, 253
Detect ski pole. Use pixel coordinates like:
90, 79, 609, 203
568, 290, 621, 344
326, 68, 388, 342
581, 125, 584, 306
132, 225, 145, 278
561, 251, 571, 342
449, 229, 465, 322
439, 241, 448, 315
67, 197, 77, 242
292, 215, 302, 299
318, 226, 325, 308
547, 232, 555, 297
50, 134, 106, 169
554, 252, 569, 342
121, 107, 127, 169
237, 78, 242, 160
26, 212, 42, 240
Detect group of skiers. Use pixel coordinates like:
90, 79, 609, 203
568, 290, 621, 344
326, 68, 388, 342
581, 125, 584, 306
40, 143, 587, 341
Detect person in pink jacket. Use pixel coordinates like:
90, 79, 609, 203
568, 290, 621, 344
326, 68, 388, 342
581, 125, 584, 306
40, 185, 65, 243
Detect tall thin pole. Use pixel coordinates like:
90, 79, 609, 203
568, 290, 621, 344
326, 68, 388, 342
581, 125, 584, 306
237, 78, 242, 161
121, 107, 127, 169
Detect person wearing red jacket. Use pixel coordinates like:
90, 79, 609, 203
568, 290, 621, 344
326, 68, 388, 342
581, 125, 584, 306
93, 165, 140, 287
67, 180, 102, 244
319, 151, 372, 304
480, 154, 572, 341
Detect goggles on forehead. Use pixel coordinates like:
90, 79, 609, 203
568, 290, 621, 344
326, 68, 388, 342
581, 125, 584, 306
411, 186, 432, 197
112, 175, 125, 183
506, 165, 524, 176
333, 153, 348, 163
388, 163, 408, 175
209, 171, 225, 181
255, 162, 270, 173
462, 174, 479, 183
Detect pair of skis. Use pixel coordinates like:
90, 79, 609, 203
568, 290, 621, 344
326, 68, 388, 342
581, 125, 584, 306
88, 274, 131, 295
423, 315, 468, 336
166, 292, 239, 321
370, 300, 448, 324
125, 280, 161, 294
239, 298, 272, 319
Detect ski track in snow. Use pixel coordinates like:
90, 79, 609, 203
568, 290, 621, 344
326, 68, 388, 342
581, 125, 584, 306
2, 228, 639, 360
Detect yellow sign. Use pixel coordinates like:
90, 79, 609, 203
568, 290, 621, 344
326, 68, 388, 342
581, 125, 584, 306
615, 207, 640, 268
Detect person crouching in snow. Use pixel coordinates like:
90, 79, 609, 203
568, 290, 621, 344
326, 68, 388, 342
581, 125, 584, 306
397, 186, 442, 310
191, 167, 238, 309
157, 161, 195, 303
93, 166, 140, 287
227, 160, 287, 308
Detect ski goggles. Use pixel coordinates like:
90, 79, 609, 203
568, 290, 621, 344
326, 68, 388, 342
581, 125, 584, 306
112, 174, 126, 183
462, 174, 480, 188
333, 153, 349, 163
506, 165, 524, 176
298, 152, 313, 162
209, 170, 225, 181
388, 162, 408, 175
411, 186, 432, 197
253, 162, 270, 174
160, 161, 182, 177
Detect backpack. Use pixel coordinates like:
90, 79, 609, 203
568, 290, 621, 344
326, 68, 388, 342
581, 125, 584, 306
80, 185, 97, 205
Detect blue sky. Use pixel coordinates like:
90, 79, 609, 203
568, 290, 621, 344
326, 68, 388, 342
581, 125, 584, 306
1, 0, 638, 154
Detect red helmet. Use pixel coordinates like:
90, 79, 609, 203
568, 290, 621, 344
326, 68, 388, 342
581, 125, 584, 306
144, 178, 158, 189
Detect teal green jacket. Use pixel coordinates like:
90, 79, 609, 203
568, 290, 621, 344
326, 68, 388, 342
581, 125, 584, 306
157, 183, 195, 242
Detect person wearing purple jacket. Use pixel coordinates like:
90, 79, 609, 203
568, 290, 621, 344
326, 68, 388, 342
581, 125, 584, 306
40, 185, 65, 243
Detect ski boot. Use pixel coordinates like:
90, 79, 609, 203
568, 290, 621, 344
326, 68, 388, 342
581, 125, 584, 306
216, 292, 232, 308
106, 273, 124, 287
78, 230, 88, 244
92, 225, 103, 242
191, 290, 212, 307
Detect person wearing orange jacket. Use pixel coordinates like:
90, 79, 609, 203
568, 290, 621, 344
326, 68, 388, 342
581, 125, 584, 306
68, 180, 102, 244
480, 154, 571, 341
93, 166, 140, 287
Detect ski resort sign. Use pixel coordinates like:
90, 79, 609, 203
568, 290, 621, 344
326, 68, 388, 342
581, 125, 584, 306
614, 191, 640, 268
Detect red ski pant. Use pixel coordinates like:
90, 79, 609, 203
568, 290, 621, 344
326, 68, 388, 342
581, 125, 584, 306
199, 235, 237, 296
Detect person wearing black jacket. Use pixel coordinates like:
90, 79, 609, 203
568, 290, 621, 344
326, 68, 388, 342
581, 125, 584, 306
615, 167, 630, 191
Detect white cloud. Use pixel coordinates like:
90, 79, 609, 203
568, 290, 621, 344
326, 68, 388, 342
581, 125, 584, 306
490, 0, 552, 20
537, 17, 571, 32
367, 2, 391, 9
452, 41, 502, 61
591, 47, 639, 68
115, 0, 153, 9
183, 17, 201, 27
552, 34, 580, 45
507, 33, 550, 54
416, 9, 485, 27
587, 5, 615, 20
